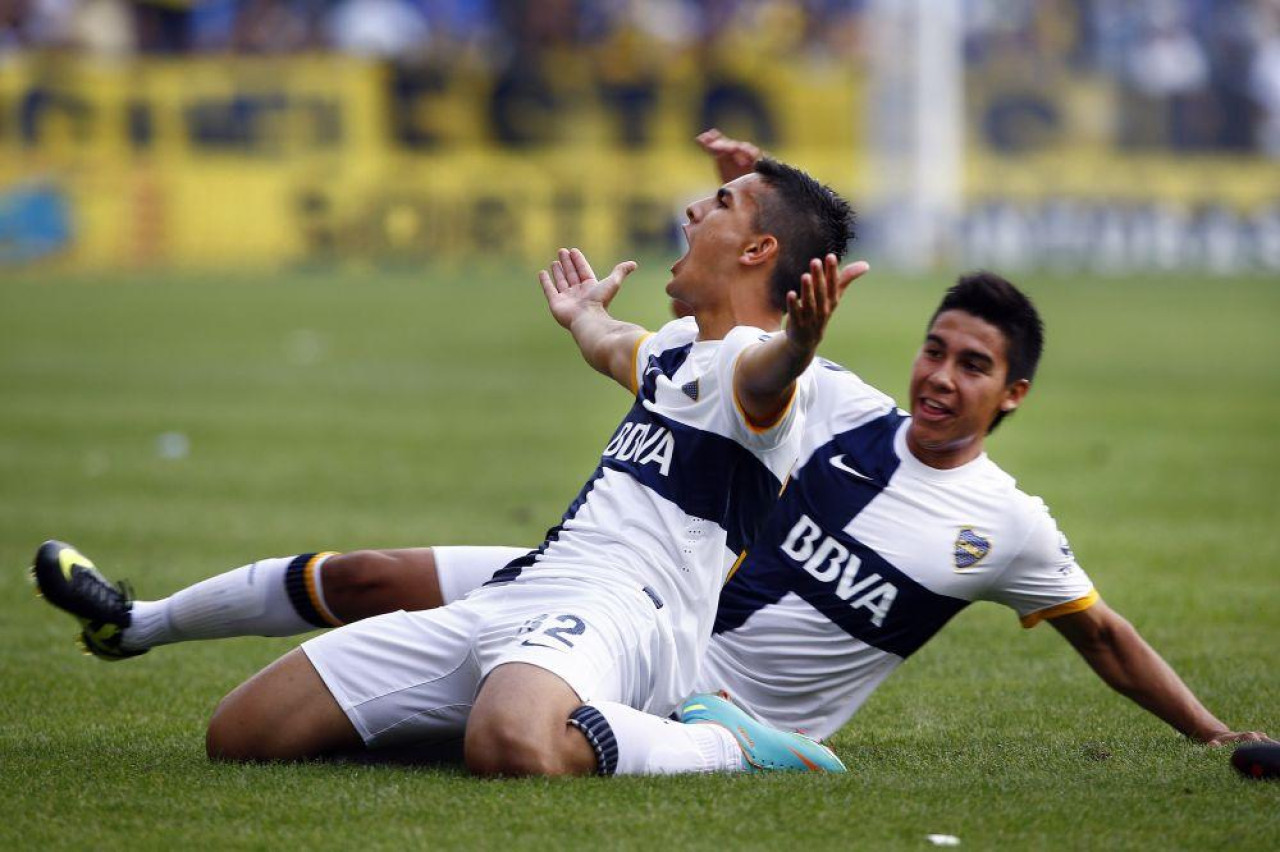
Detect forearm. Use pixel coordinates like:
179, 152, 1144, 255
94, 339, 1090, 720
567, 307, 646, 385
1077, 617, 1228, 742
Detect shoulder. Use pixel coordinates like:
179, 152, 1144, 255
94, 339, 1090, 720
990, 477, 1074, 567
966, 459, 1051, 531
724, 324, 775, 346
810, 358, 895, 405
714, 324, 777, 364
802, 358, 899, 434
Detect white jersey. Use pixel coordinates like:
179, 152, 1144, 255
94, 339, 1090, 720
703, 361, 1096, 739
486, 316, 809, 712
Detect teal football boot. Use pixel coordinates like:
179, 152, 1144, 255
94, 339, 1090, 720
678, 692, 846, 773
30, 540, 145, 660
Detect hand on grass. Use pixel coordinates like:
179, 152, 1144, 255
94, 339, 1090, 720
1202, 730, 1276, 746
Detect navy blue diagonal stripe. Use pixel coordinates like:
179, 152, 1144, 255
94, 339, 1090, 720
599, 403, 781, 555
712, 408, 972, 659
492, 399, 783, 588
639, 343, 693, 402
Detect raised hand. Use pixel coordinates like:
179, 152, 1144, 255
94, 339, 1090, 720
539, 248, 638, 330
695, 128, 762, 183
784, 254, 871, 354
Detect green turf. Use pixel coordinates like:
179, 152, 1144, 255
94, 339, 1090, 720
0, 264, 1276, 850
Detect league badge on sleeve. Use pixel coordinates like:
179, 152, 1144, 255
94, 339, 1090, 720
1056, 532, 1078, 574
953, 528, 991, 570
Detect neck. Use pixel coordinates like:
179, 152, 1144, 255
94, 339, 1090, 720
904, 429, 985, 470
691, 278, 783, 340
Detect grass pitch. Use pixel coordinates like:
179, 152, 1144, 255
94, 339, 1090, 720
0, 264, 1276, 850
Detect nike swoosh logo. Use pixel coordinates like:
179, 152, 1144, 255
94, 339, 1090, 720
59, 548, 94, 579
829, 454, 876, 482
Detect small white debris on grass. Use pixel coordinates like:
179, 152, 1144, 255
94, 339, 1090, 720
156, 432, 190, 460
285, 329, 325, 366
926, 835, 960, 847
83, 450, 109, 477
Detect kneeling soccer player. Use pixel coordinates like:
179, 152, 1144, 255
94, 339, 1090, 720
36, 159, 869, 775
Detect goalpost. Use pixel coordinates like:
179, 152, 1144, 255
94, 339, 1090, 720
865, 0, 965, 271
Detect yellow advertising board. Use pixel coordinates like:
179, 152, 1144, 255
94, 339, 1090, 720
0, 53, 863, 271
1, 53, 1276, 272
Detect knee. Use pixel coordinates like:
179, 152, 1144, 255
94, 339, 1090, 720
205, 648, 358, 762
464, 712, 572, 777
206, 692, 269, 762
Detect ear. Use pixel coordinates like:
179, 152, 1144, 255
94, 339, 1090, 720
740, 234, 778, 268
1000, 378, 1031, 413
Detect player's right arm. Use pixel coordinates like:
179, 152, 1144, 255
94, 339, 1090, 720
1050, 602, 1274, 745
538, 247, 647, 392
734, 254, 869, 428
991, 504, 1272, 746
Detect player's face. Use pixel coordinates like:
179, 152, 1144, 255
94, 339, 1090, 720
905, 310, 1029, 469
667, 173, 769, 306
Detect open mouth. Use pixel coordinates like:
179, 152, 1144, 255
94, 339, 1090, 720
916, 397, 952, 421
670, 223, 692, 276
670, 240, 691, 273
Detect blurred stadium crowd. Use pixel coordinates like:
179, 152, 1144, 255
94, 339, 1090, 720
3, 0, 1280, 156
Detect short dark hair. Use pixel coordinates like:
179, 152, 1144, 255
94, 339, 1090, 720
930, 271, 1044, 432
752, 158, 856, 312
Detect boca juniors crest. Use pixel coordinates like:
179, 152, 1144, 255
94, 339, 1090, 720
954, 528, 991, 570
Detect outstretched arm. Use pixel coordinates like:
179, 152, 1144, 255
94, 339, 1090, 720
1051, 601, 1273, 745
696, 128, 763, 183
539, 248, 648, 392
734, 254, 870, 428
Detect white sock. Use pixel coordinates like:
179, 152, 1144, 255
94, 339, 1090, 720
568, 701, 745, 775
122, 553, 341, 651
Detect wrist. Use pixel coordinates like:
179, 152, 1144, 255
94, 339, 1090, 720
566, 302, 608, 332
782, 330, 817, 363
1187, 721, 1230, 743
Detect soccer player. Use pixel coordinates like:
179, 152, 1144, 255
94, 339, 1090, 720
35, 268, 1272, 753
33, 141, 1271, 755
35, 158, 868, 775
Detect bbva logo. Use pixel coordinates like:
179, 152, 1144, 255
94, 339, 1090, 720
603, 421, 675, 476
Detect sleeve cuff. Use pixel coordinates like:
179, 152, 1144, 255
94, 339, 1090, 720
734, 384, 799, 434
1020, 588, 1099, 629
629, 332, 655, 396
730, 347, 800, 434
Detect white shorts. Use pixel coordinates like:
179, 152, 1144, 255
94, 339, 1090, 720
303, 576, 673, 748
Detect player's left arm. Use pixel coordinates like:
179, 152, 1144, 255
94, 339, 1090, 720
1050, 601, 1273, 745
695, 128, 763, 183
539, 247, 648, 391
734, 255, 869, 427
